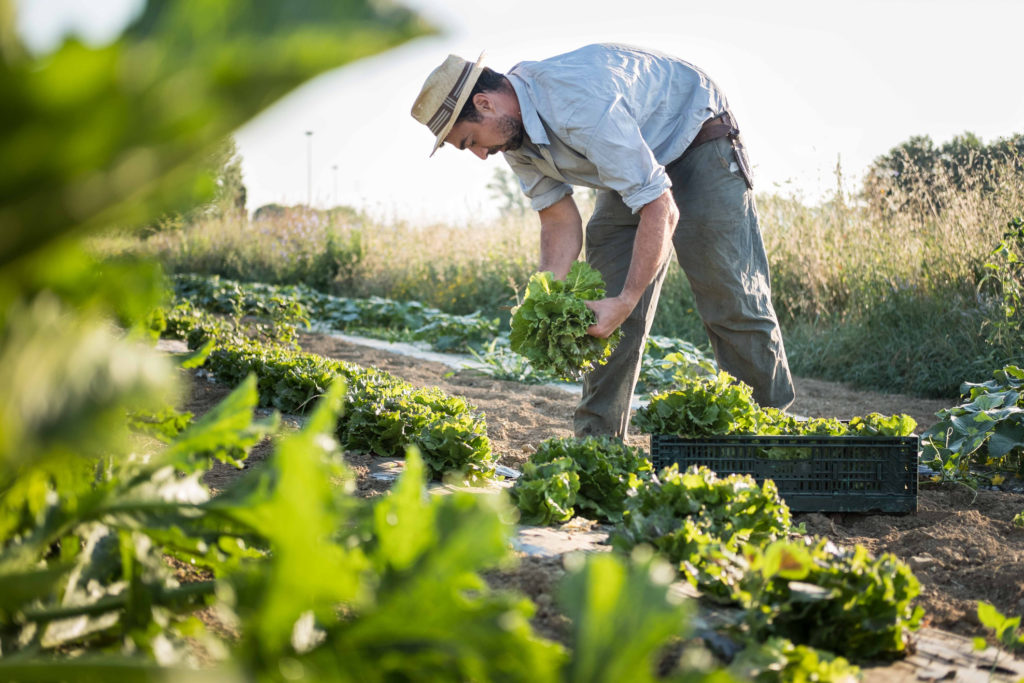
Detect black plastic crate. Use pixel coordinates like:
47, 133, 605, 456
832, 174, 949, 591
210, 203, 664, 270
649, 434, 919, 513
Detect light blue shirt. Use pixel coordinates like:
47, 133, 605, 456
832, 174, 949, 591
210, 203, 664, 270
504, 43, 729, 214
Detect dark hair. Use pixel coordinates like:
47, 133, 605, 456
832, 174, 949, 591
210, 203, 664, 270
455, 67, 509, 124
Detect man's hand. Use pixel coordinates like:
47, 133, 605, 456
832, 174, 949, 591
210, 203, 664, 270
585, 296, 633, 338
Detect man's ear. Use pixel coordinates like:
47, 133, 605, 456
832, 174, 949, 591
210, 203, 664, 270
472, 92, 493, 114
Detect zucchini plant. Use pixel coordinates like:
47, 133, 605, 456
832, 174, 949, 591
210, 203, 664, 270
921, 364, 1024, 485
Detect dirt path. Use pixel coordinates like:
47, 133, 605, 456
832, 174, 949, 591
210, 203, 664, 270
186, 331, 1024, 643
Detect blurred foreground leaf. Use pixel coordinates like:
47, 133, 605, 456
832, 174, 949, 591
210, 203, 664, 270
0, 0, 431, 268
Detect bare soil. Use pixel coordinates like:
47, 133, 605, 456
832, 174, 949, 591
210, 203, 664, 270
183, 331, 1024, 643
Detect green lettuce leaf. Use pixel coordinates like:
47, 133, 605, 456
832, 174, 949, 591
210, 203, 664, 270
509, 263, 622, 381
509, 456, 580, 525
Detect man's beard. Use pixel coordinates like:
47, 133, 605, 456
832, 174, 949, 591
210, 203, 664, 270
495, 114, 525, 153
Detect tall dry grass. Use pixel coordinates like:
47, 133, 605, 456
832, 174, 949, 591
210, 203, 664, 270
98, 163, 1023, 396
101, 206, 544, 319
762, 160, 1024, 324
756, 160, 1024, 396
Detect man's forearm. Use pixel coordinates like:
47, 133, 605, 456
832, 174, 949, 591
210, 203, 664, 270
584, 190, 677, 338
537, 195, 583, 279
619, 190, 678, 306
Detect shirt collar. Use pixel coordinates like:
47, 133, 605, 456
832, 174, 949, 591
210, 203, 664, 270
507, 73, 549, 146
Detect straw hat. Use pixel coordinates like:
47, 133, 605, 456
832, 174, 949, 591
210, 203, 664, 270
411, 52, 485, 156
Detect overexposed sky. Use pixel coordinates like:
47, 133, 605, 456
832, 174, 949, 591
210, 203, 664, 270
17, 0, 1024, 225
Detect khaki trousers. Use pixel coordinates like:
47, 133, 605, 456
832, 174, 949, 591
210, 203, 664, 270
574, 136, 796, 438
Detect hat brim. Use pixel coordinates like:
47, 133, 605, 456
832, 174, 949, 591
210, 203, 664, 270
430, 52, 486, 156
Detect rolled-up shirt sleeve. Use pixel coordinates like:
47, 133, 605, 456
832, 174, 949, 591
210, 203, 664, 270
505, 154, 573, 211
572, 98, 671, 213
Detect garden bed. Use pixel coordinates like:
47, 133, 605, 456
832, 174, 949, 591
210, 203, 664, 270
183, 331, 1024, 643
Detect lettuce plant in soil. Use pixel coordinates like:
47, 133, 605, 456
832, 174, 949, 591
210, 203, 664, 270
612, 464, 792, 567
510, 436, 652, 525
692, 538, 924, 661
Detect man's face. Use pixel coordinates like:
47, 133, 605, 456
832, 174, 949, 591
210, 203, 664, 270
445, 111, 524, 160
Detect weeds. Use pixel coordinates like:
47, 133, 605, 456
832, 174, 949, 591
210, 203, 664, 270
974, 602, 1024, 676
980, 217, 1024, 362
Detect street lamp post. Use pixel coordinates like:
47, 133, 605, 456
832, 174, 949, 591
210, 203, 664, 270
305, 130, 313, 208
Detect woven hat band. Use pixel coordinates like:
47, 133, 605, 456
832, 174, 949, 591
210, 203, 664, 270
426, 62, 474, 136
411, 52, 486, 155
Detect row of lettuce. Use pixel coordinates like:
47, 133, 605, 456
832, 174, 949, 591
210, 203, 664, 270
3, 361, 709, 681
172, 272, 1024, 486
166, 273, 914, 487
170, 271, 719, 393
164, 281, 919, 677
